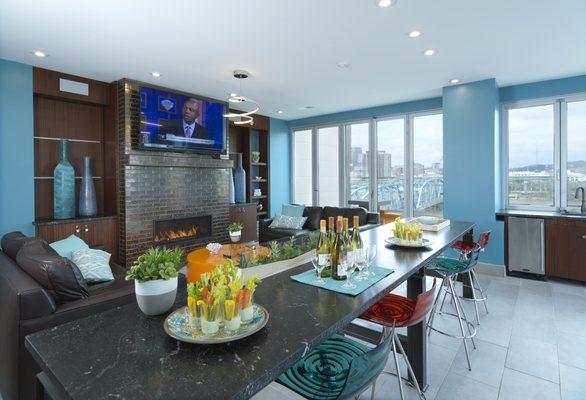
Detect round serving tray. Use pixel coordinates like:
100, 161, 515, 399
385, 237, 433, 248
163, 304, 269, 344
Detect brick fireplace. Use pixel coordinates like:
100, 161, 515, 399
153, 215, 212, 246
116, 79, 232, 267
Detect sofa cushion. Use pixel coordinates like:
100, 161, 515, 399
1, 231, 28, 261
343, 207, 368, 226
49, 234, 90, 259
282, 204, 305, 217
16, 238, 89, 304
71, 248, 114, 283
302, 206, 323, 230
270, 214, 308, 230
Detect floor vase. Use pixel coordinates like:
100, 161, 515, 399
53, 139, 75, 219
79, 156, 97, 217
234, 153, 246, 203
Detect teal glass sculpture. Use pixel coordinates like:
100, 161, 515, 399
53, 139, 75, 219
79, 156, 97, 217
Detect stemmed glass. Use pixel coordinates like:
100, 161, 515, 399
364, 244, 377, 277
354, 247, 367, 281
311, 256, 326, 285
341, 250, 357, 290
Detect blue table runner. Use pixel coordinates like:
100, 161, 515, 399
290, 266, 394, 296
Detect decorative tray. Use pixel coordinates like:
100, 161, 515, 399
385, 237, 433, 248
412, 218, 450, 232
164, 304, 269, 344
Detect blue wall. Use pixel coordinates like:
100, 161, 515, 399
288, 97, 443, 128
269, 118, 290, 216
443, 79, 503, 265
0, 59, 34, 235
500, 75, 586, 103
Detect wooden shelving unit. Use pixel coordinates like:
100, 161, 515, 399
228, 114, 271, 219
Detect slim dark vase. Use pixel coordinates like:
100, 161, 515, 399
79, 156, 97, 217
53, 139, 75, 219
234, 153, 246, 203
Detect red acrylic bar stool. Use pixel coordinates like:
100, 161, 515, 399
358, 281, 437, 400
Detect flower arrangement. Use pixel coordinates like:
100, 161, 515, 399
392, 219, 424, 244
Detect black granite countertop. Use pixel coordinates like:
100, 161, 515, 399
496, 209, 586, 221
25, 221, 474, 400
33, 215, 118, 226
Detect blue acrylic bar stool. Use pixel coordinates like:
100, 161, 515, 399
277, 329, 393, 399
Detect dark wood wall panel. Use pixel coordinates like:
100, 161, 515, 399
34, 96, 103, 141
34, 138, 104, 177
35, 178, 105, 220
33, 67, 110, 105
102, 82, 118, 216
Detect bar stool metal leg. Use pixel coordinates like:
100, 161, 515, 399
427, 276, 447, 337
468, 271, 481, 325
394, 330, 426, 400
390, 324, 406, 400
471, 269, 489, 314
447, 276, 473, 370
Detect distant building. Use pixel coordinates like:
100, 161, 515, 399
414, 163, 425, 177
377, 151, 392, 178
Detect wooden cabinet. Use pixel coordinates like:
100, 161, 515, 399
546, 218, 586, 282
35, 216, 118, 261
229, 204, 258, 243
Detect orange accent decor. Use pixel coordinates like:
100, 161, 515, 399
186, 244, 271, 283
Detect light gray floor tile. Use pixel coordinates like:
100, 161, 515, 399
251, 382, 303, 400
559, 363, 586, 400
551, 280, 586, 297
511, 314, 557, 345
499, 368, 561, 400
474, 313, 514, 347
505, 336, 559, 383
449, 338, 507, 388
557, 331, 586, 371
435, 371, 498, 400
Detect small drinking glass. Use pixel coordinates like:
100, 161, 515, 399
311, 256, 326, 285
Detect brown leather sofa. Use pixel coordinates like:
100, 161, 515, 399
259, 206, 381, 243
0, 232, 135, 400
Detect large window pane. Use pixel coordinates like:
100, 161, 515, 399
567, 100, 586, 207
292, 129, 313, 205
347, 123, 370, 208
317, 126, 340, 206
376, 118, 405, 212
413, 114, 443, 217
507, 104, 555, 207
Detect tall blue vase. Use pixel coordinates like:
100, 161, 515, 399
228, 167, 235, 204
79, 156, 97, 217
53, 139, 75, 219
234, 153, 246, 203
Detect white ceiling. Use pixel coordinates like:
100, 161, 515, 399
1, 0, 585, 120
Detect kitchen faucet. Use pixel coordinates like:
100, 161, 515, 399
576, 187, 586, 214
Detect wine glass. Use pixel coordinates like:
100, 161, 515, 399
354, 247, 367, 281
365, 244, 377, 277
311, 256, 326, 285
341, 250, 357, 290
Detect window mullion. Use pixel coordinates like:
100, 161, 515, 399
559, 100, 568, 210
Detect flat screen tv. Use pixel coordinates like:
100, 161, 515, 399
139, 86, 226, 154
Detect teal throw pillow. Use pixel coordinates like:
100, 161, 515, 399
50, 235, 90, 259
71, 248, 114, 283
282, 204, 305, 217
270, 214, 308, 230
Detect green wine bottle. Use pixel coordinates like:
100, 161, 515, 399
328, 216, 336, 248
351, 215, 364, 271
317, 219, 331, 278
332, 219, 348, 281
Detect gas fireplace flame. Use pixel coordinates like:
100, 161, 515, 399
155, 226, 198, 243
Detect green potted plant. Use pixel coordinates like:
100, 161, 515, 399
126, 247, 184, 315
228, 222, 244, 243
251, 151, 261, 163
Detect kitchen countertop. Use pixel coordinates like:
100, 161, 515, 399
496, 209, 586, 221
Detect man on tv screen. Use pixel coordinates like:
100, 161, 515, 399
159, 98, 211, 141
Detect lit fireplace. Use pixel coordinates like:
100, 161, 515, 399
153, 215, 212, 245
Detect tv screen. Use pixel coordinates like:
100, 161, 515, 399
139, 86, 226, 153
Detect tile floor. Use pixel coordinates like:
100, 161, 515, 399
254, 269, 586, 400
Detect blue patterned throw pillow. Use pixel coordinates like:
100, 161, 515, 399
269, 214, 308, 230
71, 248, 114, 283
282, 204, 305, 217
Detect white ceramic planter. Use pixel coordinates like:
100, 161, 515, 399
229, 230, 242, 243
135, 276, 178, 316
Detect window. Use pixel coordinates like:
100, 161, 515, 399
346, 122, 370, 209
292, 129, 312, 205
503, 95, 586, 210
317, 126, 341, 206
376, 118, 405, 213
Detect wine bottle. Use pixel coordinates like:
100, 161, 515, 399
351, 215, 364, 271
343, 217, 354, 269
332, 219, 348, 281
317, 219, 331, 278
328, 217, 336, 247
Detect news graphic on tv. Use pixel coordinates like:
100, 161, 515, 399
139, 87, 226, 153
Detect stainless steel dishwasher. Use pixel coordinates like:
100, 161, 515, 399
508, 216, 545, 275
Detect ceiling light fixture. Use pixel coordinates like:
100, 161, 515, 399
407, 30, 422, 38
423, 49, 437, 56
337, 61, 351, 69
449, 78, 460, 84
33, 50, 46, 57
376, 0, 396, 7
150, 71, 161, 77
277, 110, 284, 114
223, 70, 260, 125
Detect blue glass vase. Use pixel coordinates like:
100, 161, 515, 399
53, 139, 75, 219
79, 156, 97, 217
234, 153, 246, 203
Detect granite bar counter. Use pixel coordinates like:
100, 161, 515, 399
26, 221, 475, 400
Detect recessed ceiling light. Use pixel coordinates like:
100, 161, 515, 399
337, 61, 351, 69
449, 78, 460, 84
299, 106, 315, 110
150, 71, 161, 77
230, 92, 238, 97
376, 0, 396, 7
423, 49, 437, 56
407, 30, 422, 38
277, 110, 284, 114
32, 50, 46, 58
